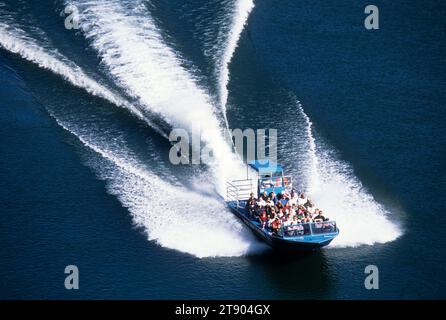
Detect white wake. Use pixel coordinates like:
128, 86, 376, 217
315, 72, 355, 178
216, 0, 255, 114
49, 113, 265, 257
0, 22, 164, 133
1, 3, 262, 257
296, 101, 403, 247
70, 0, 246, 193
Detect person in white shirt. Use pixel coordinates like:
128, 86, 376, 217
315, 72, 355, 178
281, 190, 290, 199
298, 192, 308, 206
266, 197, 275, 207
288, 205, 296, 220
288, 190, 298, 206
307, 202, 316, 215
283, 215, 291, 227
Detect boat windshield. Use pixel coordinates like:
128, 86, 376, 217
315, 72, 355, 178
309, 221, 337, 234
258, 176, 292, 195
259, 171, 283, 178
282, 222, 337, 237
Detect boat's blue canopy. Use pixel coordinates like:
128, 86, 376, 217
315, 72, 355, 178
248, 160, 283, 175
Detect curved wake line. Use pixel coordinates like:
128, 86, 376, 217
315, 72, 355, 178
0, 23, 167, 138
1, 3, 260, 257
295, 101, 321, 193
49, 112, 267, 258
71, 0, 247, 193
213, 0, 400, 248
217, 0, 254, 117
295, 101, 403, 247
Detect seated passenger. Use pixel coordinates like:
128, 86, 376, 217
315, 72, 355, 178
291, 215, 300, 225
247, 201, 257, 218
268, 216, 275, 229
247, 192, 256, 202
277, 209, 284, 220
312, 208, 321, 220
298, 192, 308, 206
296, 210, 305, 222
281, 189, 290, 199
260, 191, 268, 201
280, 191, 289, 206
269, 192, 279, 206
265, 203, 273, 216
266, 197, 275, 207
314, 210, 328, 222
304, 199, 312, 208
288, 206, 296, 220
269, 211, 276, 220
271, 218, 281, 235
306, 202, 315, 215
288, 190, 298, 206
282, 214, 291, 227
258, 197, 267, 207
259, 211, 268, 229
245, 193, 257, 217
304, 211, 313, 223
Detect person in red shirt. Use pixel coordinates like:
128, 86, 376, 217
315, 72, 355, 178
271, 218, 281, 235
259, 211, 268, 229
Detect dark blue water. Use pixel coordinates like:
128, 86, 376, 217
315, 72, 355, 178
1, 0, 445, 299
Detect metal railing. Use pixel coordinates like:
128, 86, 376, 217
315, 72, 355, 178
226, 179, 255, 207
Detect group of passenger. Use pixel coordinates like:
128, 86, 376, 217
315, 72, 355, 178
245, 189, 329, 235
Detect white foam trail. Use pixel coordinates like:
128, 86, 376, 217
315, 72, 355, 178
295, 101, 321, 193
296, 102, 403, 247
0, 23, 163, 132
217, 0, 254, 116
50, 113, 266, 257
1, 4, 260, 256
71, 0, 246, 193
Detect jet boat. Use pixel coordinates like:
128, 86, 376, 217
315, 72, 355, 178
226, 160, 339, 250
